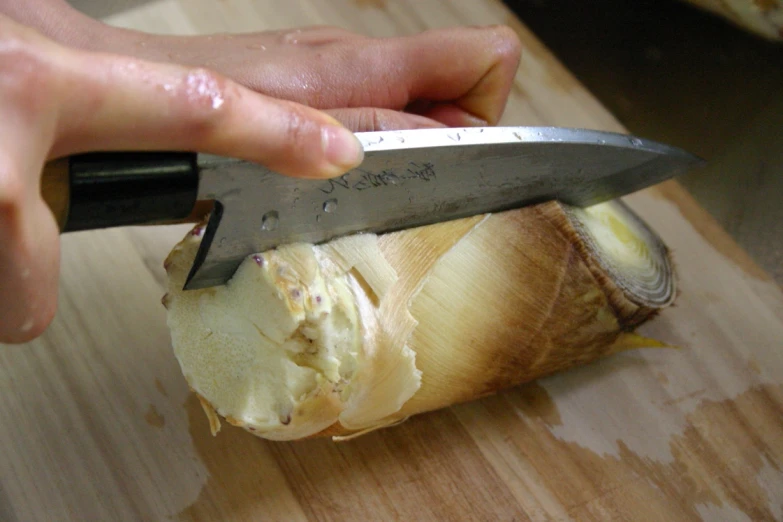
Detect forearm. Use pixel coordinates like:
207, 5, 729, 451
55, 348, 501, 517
0, 0, 126, 50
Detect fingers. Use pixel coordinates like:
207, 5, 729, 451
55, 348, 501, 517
324, 107, 446, 132
0, 188, 61, 343
267, 25, 520, 126
379, 25, 522, 125
403, 101, 491, 128
0, 37, 61, 342
104, 24, 520, 130
268, 25, 362, 46
49, 47, 365, 179
0, 16, 377, 343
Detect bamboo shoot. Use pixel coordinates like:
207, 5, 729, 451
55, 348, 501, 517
162, 199, 675, 441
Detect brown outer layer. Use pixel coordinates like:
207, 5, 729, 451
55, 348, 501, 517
305, 201, 671, 439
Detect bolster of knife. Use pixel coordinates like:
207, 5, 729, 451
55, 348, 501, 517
41, 151, 201, 232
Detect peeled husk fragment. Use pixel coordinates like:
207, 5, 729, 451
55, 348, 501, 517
162, 199, 675, 441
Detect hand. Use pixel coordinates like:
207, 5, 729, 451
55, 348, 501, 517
0, 14, 365, 344
79, 24, 522, 132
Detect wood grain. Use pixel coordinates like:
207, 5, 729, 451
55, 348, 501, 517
1, 0, 782, 521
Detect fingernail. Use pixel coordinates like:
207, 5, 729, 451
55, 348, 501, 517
461, 113, 490, 127
322, 125, 364, 172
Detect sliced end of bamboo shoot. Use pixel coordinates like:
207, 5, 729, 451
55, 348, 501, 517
163, 199, 675, 441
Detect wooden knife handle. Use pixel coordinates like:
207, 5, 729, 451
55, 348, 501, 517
40, 152, 203, 232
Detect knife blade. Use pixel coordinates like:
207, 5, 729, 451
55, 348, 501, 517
40, 126, 704, 291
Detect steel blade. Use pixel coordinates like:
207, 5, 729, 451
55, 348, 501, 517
184, 126, 703, 290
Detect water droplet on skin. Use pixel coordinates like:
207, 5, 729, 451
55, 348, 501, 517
279, 29, 303, 44
261, 211, 279, 231
20, 318, 34, 333
185, 70, 225, 109
323, 199, 338, 213
316, 215, 322, 223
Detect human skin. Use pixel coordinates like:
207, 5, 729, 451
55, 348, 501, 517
1, 0, 522, 131
0, 13, 364, 343
0, 1, 521, 344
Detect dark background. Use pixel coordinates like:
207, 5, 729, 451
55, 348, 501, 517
501, 0, 782, 159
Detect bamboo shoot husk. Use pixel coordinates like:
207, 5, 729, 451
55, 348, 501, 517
162, 199, 675, 441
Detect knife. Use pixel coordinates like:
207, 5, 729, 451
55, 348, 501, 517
40, 126, 703, 291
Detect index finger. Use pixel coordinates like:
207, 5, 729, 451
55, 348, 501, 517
48, 47, 365, 179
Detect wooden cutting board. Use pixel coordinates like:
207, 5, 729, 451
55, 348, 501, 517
2, 1, 782, 521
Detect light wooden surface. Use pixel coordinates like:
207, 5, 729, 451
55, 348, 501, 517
3, 1, 783, 520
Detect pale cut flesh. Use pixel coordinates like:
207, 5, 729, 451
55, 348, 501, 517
162, 200, 675, 441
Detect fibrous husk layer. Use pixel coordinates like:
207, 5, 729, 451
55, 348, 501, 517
162, 199, 675, 441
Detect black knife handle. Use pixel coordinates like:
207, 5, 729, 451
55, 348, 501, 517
42, 151, 200, 232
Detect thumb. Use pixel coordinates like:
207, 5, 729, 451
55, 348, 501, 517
49, 48, 364, 179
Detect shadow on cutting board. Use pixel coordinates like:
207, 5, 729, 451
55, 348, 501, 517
177, 367, 783, 521
178, 393, 522, 521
